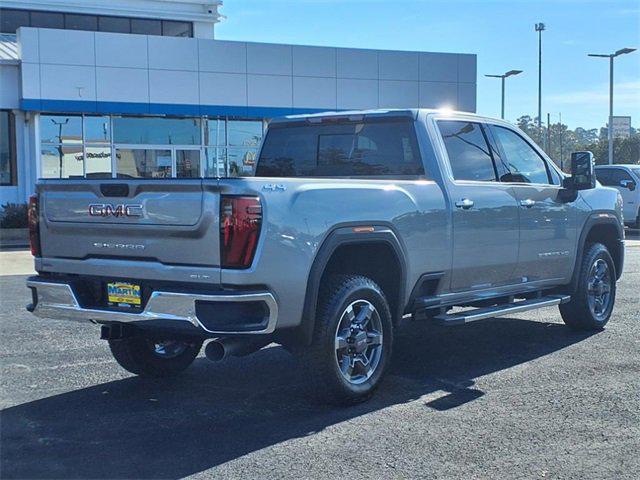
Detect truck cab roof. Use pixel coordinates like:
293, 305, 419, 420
269, 108, 513, 128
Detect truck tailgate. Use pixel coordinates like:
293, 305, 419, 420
38, 179, 220, 267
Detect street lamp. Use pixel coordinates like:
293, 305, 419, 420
50, 117, 69, 177
535, 23, 545, 132
485, 70, 523, 119
588, 47, 637, 164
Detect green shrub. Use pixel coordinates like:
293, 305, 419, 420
0, 203, 29, 229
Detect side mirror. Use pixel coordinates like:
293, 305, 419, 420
564, 151, 596, 191
620, 179, 636, 191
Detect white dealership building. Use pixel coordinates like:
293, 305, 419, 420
0, 0, 477, 205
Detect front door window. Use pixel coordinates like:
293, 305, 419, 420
491, 126, 551, 184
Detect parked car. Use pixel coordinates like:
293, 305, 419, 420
595, 164, 640, 228
26, 109, 625, 404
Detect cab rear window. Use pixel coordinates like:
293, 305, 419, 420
255, 119, 425, 178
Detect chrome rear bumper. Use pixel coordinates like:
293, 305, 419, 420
26, 279, 278, 335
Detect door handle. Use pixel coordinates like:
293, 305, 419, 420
455, 198, 474, 209
520, 199, 536, 208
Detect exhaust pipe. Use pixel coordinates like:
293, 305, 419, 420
204, 337, 269, 362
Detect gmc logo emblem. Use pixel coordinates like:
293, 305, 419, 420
88, 204, 143, 218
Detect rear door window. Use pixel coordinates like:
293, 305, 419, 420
437, 120, 497, 182
256, 119, 424, 178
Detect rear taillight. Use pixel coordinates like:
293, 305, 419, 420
220, 196, 262, 269
28, 195, 41, 257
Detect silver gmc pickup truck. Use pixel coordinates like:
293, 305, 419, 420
26, 109, 625, 404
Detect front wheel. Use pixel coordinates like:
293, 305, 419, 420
301, 274, 393, 405
560, 243, 616, 330
109, 335, 202, 377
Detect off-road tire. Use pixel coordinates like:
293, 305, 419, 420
301, 274, 393, 405
109, 336, 202, 377
560, 242, 616, 330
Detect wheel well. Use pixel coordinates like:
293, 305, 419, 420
585, 223, 622, 276
321, 242, 403, 323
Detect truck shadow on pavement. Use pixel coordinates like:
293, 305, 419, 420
1, 317, 595, 479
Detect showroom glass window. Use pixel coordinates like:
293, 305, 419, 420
83, 116, 112, 178
0, 8, 193, 37
40, 115, 84, 179
39, 115, 266, 179
40, 114, 112, 179
1, 111, 17, 186
205, 119, 265, 177
113, 117, 201, 179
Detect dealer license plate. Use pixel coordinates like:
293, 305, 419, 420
107, 282, 141, 307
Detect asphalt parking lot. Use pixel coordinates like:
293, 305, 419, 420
1, 236, 639, 479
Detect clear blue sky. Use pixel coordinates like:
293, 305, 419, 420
216, 0, 640, 129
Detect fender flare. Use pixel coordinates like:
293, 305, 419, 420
297, 225, 407, 345
570, 212, 625, 291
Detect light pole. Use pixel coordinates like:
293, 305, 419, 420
485, 70, 523, 119
588, 47, 636, 164
559, 112, 564, 171
535, 23, 545, 134
50, 117, 69, 177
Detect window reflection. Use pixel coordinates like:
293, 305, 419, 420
84, 146, 112, 179
492, 126, 550, 184
228, 120, 263, 147
206, 119, 226, 146
439, 121, 496, 182
113, 117, 201, 145
38, 114, 268, 179
84, 116, 110, 144
1, 110, 15, 185
40, 115, 82, 144
176, 150, 200, 178
41, 144, 83, 178
161, 20, 192, 37
205, 148, 225, 177
116, 149, 172, 178
228, 148, 258, 177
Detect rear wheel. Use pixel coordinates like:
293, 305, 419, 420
109, 336, 202, 377
301, 275, 393, 405
560, 243, 616, 330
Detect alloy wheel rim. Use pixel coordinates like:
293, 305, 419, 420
587, 258, 612, 321
334, 299, 383, 385
149, 340, 188, 359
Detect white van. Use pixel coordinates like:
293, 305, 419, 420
595, 164, 640, 228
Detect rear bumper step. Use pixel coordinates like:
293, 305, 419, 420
26, 279, 278, 335
433, 295, 571, 326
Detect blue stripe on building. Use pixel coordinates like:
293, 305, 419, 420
21, 99, 334, 118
